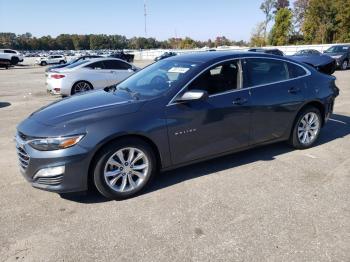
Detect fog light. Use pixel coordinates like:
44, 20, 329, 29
33, 166, 65, 179
54, 88, 61, 92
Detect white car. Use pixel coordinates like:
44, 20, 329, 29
0, 49, 24, 65
46, 58, 139, 96
36, 55, 67, 66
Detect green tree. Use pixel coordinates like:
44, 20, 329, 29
260, 0, 276, 38
302, 0, 338, 44
250, 22, 267, 46
334, 0, 350, 42
270, 8, 293, 45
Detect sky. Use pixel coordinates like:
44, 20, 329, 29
0, 0, 270, 41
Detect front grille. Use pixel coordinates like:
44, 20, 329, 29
34, 175, 63, 186
16, 145, 30, 170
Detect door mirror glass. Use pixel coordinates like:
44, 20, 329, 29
176, 90, 208, 102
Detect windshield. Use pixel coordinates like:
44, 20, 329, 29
65, 60, 89, 69
115, 60, 201, 98
324, 46, 349, 53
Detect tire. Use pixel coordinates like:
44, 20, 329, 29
40, 61, 47, 66
341, 60, 348, 70
71, 81, 93, 95
289, 106, 322, 149
59, 60, 65, 64
93, 138, 157, 200
11, 57, 19, 65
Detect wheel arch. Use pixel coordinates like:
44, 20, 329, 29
289, 100, 326, 141
87, 134, 162, 190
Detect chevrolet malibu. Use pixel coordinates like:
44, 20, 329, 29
16, 52, 339, 199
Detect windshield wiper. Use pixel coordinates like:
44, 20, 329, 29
117, 86, 140, 100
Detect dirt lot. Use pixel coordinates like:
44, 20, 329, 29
0, 63, 349, 262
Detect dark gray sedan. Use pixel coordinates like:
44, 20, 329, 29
16, 52, 339, 199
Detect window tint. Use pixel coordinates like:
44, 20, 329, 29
188, 60, 241, 95
287, 62, 307, 78
85, 61, 105, 70
4, 50, 16, 54
104, 60, 131, 70
245, 58, 289, 87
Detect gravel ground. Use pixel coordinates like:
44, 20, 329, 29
0, 63, 349, 262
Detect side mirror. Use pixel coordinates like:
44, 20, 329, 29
176, 90, 208, 102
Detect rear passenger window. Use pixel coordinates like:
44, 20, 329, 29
85, 61, 105, 70
104, 60, 131, 70
287, 62, 307, 78
246, 58, 289, 87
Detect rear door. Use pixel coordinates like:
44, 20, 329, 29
243, 58, 308, 144
103, 59, 134, 85
83, 61, 112, 88
166, 59, 252, 165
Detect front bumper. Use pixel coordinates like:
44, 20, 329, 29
15, 134, 91, 193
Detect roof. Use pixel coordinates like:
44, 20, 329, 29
167, 50, 287, 64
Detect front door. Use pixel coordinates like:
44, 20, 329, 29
166, 59, 252, 165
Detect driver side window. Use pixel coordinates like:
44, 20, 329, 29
188, 60, 242, 95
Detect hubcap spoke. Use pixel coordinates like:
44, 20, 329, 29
128, 174, 137, 189
105, 169, 121, 178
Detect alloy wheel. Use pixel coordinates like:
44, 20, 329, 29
342, 60, 348, 70
74, 82, 91, 93
297, 112, 320, 145
103, 147, 149, 193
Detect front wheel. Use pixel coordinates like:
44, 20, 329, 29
40, 61, 47, 66
289, 107, 322, 149
59, 60, 66, 64
341, 60, 348, 70
93, 138, 157, 200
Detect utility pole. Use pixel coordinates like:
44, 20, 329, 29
144, 0, 147, 37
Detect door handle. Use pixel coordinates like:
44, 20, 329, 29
232, 97, 248, 105
288, 87, 301, 94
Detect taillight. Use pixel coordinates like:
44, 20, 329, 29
51, 74, 65, 79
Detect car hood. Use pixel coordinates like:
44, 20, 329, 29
288, 54, 334, 67
18, 90, 145, 135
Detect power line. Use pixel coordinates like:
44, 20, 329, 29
144, 0, 147, 37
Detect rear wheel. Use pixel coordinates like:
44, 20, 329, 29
341, 60, 348, 70
59, 60, 65, 64
289, 106, 322, 149
40, 61, 47, 66
93, 138, 156, 200
71, 81, 93, 95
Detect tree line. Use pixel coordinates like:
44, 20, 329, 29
0, 33, 248, 51
251, 0, 350, 46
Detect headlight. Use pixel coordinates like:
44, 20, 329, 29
29, 135, 84, 151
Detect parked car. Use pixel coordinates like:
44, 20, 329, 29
36, 55, 67, 66
46, 55, 102, 72
16, 52, 339, 199
0, 49, 24, 65
294, 49, 321, 56
323, 45, 350, 70
109, 51, 134, 62
154, 52, 177, 61
289, 50, 336, 75
46, 58, 139, 96
248, 48, 284, 56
